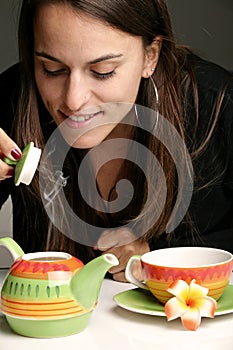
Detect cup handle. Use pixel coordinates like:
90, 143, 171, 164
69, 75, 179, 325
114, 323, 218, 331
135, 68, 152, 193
125, 255, 149, 290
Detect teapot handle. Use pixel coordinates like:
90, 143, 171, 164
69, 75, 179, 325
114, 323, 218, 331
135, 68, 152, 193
0, 237, 24, 261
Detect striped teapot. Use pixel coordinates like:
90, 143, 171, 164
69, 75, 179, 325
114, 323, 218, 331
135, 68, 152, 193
0, 237, 118, 338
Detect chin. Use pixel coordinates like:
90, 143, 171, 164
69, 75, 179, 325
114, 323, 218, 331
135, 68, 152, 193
71, 137, 103, 149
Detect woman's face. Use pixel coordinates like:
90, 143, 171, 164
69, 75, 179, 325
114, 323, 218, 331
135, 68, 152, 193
34, 3, 159, 148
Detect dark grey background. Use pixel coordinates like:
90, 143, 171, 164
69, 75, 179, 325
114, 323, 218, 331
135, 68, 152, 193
0, 0, 233, 72
167, 0, 233, 71
0, 0, 20, 72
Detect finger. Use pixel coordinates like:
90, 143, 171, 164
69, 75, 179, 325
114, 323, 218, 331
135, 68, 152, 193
0, 128, 22, 160
0, 159, 14, 179
97, 228, 136, 251
97, 230, 115, 251
112, 271, 128, 282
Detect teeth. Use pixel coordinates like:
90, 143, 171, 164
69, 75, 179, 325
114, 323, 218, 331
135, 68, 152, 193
69, 114, 94, 122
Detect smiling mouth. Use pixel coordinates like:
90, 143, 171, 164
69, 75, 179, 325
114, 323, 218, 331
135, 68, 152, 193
68, 111, 100, 122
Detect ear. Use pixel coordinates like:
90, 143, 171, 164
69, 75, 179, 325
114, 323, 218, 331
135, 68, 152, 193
142, 36, 162, 78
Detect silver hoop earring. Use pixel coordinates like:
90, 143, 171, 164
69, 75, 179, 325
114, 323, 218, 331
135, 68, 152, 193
135, 76, 159, 133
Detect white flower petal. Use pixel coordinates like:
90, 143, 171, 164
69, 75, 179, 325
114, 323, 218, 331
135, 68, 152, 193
189, 279, 209, 298
199, 296, 218, 318
181, 308, 201, 331
165, 297, 187, 321
166, 279, 189, 302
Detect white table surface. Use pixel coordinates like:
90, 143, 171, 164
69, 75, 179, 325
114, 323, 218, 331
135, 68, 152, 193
1, 269, 233, 350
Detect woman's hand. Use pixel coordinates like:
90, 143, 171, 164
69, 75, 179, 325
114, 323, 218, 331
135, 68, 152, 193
96, 228, 150, 282
0, 128, 22, 182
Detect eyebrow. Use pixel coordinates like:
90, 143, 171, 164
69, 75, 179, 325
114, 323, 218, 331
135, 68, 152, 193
35, 51, 123, 64
35, 51, 62, 63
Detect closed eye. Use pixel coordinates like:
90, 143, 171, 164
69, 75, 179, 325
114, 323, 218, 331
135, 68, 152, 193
43, 67, 67, 77
91, 70, 116, 80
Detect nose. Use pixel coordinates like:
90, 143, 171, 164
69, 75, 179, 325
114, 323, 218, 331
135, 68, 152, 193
64, 72, 91, 112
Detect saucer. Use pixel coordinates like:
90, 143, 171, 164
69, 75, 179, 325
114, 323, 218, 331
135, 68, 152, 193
114, 284, 233, 317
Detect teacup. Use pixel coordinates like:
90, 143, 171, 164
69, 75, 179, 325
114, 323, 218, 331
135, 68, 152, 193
125, 247, 233, 304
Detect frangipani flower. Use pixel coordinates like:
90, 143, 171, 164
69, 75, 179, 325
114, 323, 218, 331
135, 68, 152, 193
164, 279, 217, 331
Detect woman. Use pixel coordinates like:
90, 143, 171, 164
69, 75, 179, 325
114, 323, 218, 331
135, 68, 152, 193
0, 0, 232, 281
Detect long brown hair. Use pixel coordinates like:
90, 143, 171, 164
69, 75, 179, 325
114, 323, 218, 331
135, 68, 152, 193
12, 0, 230, 259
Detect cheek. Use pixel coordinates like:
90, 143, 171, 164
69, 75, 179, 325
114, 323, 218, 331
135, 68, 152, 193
35, 73, 48, 102
100, 75, 141, 104
119, 76, 141, 103
119, 66, 143, 101
35, 72, 61, 106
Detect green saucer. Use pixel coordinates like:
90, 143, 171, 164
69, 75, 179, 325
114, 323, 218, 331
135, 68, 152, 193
114, 284, 233, 317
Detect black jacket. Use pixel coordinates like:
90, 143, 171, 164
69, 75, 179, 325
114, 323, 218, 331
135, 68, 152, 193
0, 60, 233, 258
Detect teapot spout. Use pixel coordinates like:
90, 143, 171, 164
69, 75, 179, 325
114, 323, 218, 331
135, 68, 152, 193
0, 237, 24, 261
70, 253, 119, 309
